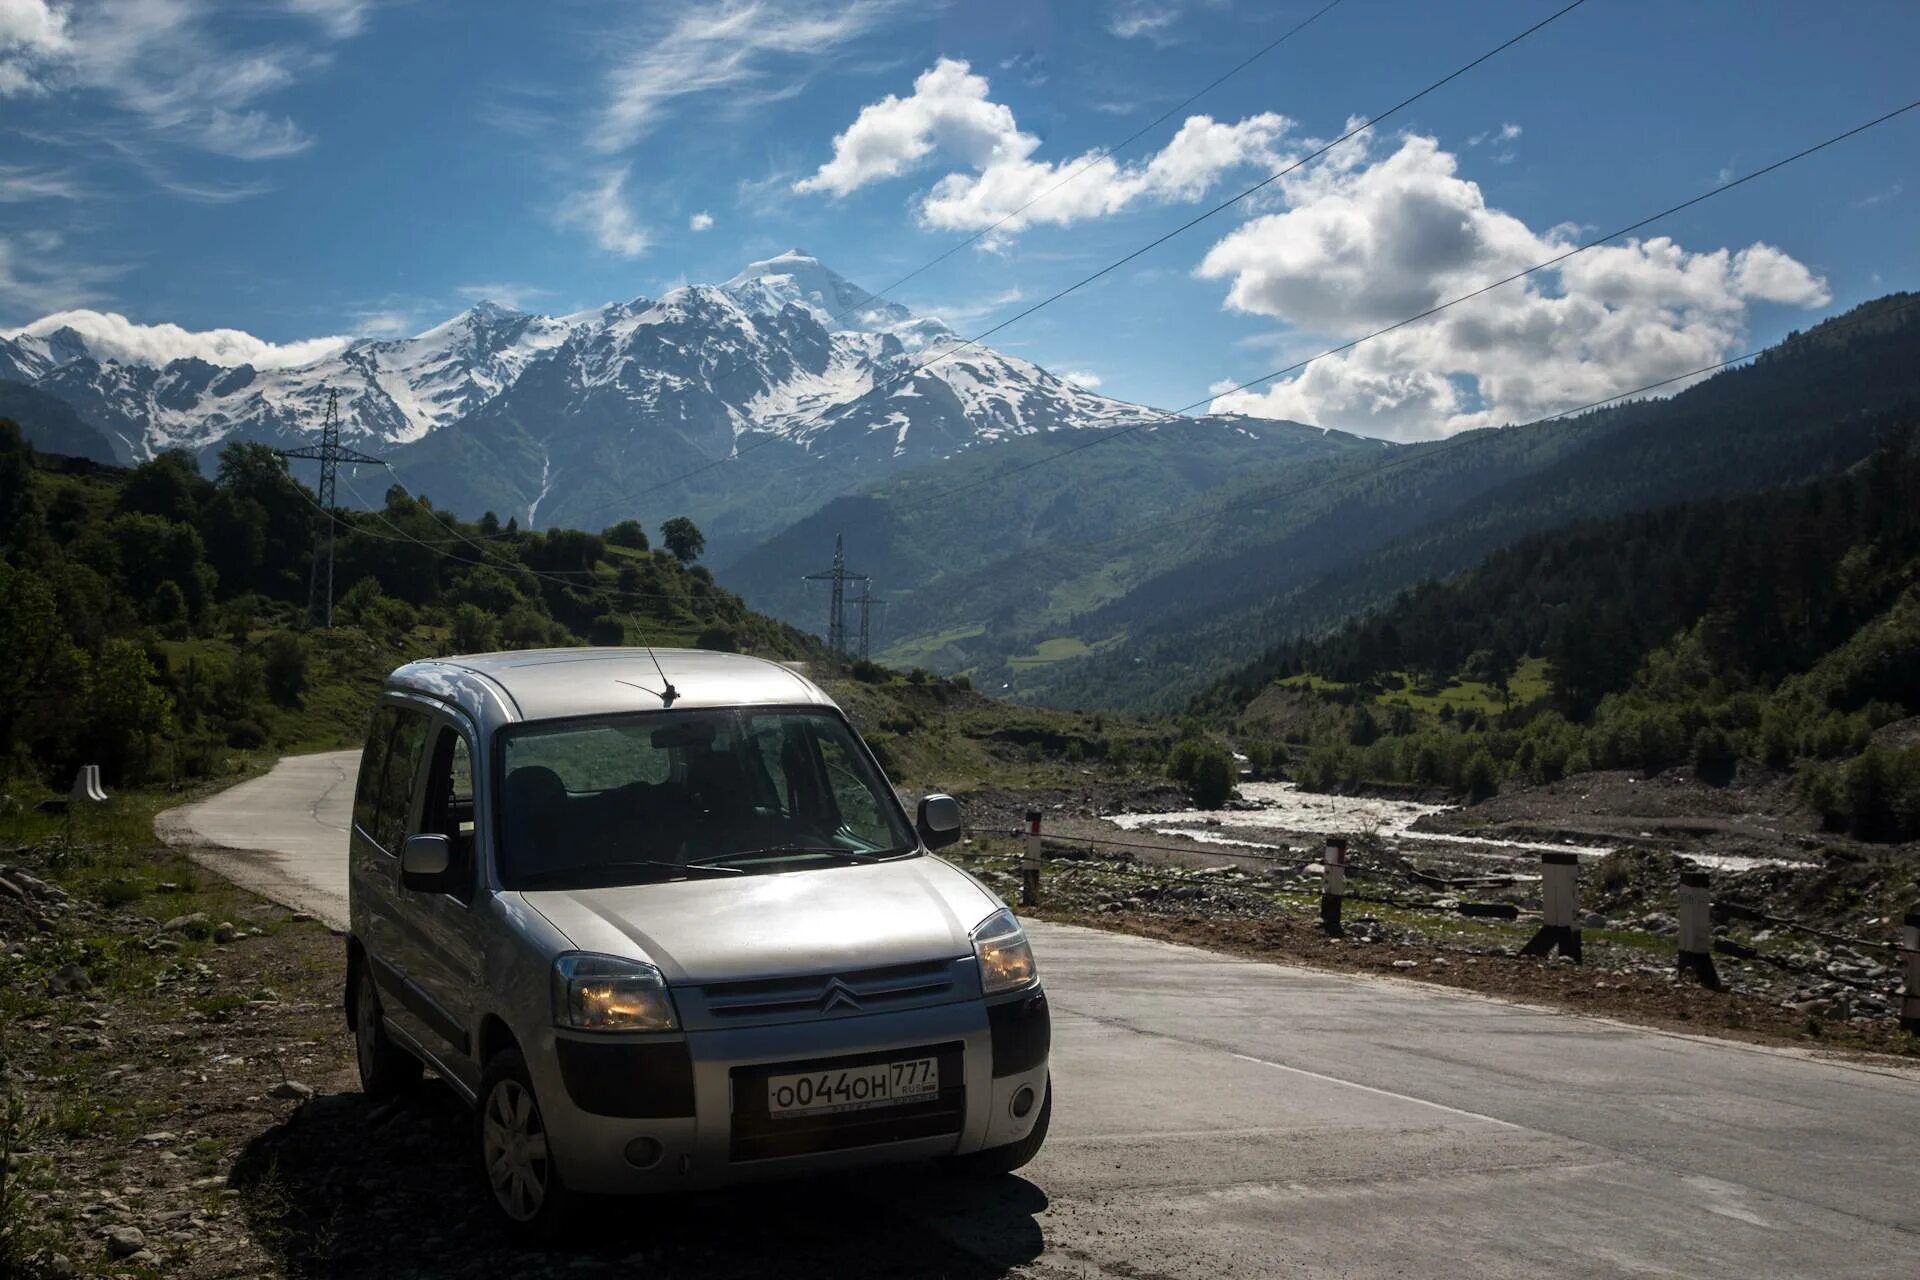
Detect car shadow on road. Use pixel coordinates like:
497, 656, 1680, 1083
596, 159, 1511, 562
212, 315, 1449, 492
230, 1084, 1047, 1278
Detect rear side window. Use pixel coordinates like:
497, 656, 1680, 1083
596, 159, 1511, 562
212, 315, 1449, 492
353, 704, 431, 853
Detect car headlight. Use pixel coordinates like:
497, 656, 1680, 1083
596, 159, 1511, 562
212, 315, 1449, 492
551, 953, 677, 1032
972, 908, 1037, 995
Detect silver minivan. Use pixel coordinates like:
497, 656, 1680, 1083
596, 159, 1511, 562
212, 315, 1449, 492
344, 647, 1050, 1233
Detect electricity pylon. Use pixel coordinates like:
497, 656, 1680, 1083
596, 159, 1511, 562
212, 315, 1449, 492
278, 390, 382, 628
802, 533, 869, 658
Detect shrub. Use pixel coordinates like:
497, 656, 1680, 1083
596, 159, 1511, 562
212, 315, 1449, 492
605, 520, 650, 551
1168, 739, 1235, 809
259, 631, 308, 707
695, 625, 738, 652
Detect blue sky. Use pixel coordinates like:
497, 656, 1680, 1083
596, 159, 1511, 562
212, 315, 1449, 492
2, 0, 1915, 438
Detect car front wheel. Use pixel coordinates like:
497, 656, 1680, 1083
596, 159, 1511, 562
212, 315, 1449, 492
478, 1048, 576, 1239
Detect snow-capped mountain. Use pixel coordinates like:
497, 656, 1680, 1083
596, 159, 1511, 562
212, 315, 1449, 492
0, 251, 1171, 537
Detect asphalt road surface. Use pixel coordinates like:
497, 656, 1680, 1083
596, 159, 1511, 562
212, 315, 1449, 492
164, 752, 1920, 1278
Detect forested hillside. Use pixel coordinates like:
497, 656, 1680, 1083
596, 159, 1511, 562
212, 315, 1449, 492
1201, 427, 1920, 841
0, 422, 811, 790
827, 294, 1918, 712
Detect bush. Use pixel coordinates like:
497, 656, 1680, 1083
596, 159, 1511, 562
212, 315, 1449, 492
695, 625, 738, 652
1692, 726, 1736, 784
259, 631, 308, 707
1167, 739, 1235, 809
1461, 749, 1498, 801
848, 659, 887, 683
605, 519, 650, 551
451, 603, 498, 653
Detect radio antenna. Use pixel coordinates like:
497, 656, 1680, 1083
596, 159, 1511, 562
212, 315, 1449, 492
646, 646, 678, 708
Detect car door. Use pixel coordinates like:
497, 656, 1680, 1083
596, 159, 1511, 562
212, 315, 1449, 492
399, 712, 489, 1093
350, 700, 434, 1049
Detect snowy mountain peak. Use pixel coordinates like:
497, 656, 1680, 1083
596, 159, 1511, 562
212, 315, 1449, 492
723, 250, 911, 332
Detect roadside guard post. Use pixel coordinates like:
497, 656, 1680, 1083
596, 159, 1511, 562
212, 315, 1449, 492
66, 763, 108, 847
1320, 837, 1347, 937
1520, 851, 1582, 962
1902, 906, 1920, 1034
1021, 810, 1042, 908
1676, 868, 1721, 989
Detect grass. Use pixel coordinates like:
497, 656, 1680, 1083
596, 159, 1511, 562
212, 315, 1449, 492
875, 623, 987, 670
1007, 637, 1093, 669
1279, 657, 1554, 720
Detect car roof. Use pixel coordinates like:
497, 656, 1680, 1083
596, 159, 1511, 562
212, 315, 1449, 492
386, 647, 835, 725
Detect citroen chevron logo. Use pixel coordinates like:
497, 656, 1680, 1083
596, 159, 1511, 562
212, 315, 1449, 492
820, 978, 861, 1013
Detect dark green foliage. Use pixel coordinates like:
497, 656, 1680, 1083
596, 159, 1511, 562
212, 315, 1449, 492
605, 520, 649, 550
695, 624, 738, 652
661, 516, 705, 564
259, 632, 309, 707
1167, 739, 1236, 809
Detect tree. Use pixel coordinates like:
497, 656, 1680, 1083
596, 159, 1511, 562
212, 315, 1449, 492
587, 614, 627, 646
259, 631, 309, 707
1167, 739, 1236, 809
451, 604, 498, 654
695, 624, 738, 652
85, 639, 174, 781
118, 450, 209, 525
661, 516, 705, 564
605, 520, 650, 551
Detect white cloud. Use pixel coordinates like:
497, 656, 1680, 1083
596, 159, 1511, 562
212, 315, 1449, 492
3, 307, 349, 368
455, 281, 553, 311
594, 0, 914, 151
559, 166, 650, 257
1200, 131, 1830, 439
689, 210, 714, 231
1059, 369, 1103, 389
0, 162, 83, 200
1110, 4, 1177, 42
1, 0, 370, 160
795, 58, 1290, 243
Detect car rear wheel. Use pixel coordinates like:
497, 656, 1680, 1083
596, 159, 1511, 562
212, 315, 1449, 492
950, 1078, 1050, 1176
353, 964, 422, 1100
478, 1048, 576, 1239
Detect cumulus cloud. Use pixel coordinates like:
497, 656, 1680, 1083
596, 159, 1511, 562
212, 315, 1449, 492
1200, 131, 1830, 439
0, 0, 70, 94
1059, 369, 1103, 389
689, 210, 714, 231
795, 58, 1290, 243
4, 308, 349, 368
594, 0, 914, 151
559, 166, 651, 257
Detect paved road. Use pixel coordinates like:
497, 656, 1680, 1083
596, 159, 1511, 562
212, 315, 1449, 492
164, 752, 1920, 1278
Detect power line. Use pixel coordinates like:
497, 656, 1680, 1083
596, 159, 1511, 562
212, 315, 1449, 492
277, 389, 382, 627
529, 0, 1589, 532
927, 94, 1920, 502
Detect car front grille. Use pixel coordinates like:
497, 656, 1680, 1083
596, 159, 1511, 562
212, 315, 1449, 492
682, 957, 972, 1029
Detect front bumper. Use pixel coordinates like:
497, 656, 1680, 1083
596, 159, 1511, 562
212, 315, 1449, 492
529, 986, 1050, 1194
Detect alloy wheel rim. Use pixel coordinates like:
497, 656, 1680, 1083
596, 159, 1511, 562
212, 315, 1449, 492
483, 1079, 549, 1220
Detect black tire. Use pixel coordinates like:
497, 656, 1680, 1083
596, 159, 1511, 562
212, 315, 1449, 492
477, 1048, 577, 1241
951, 1078, 1050, 1176
352, 962, 422, 1100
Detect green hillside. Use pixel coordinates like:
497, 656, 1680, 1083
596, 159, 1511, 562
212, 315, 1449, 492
1200, 424, 1920, 840
0, 423, 813, 791
740, 294, 1918, 713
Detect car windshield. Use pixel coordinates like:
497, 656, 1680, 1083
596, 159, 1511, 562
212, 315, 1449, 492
495, 707, 918, 890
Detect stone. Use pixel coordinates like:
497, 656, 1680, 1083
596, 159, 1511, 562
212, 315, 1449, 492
1391, 959, 1418, 970
131, 1132, 179, 1146
212, 922, 238, 944
125, 1250, 160, 1266
269, 1080, 314, 1101
47, 962, 91, 996
161, 912, 211, 935
104, 1226, 145, 1258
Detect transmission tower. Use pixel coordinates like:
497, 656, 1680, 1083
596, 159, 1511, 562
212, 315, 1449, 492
802, 533, 868, 658
852, 584, 887, 661
278, 390, 382, 628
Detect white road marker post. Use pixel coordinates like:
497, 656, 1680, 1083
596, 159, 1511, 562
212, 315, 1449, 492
1022, 810, 1042, 908
1676, 868, 1721, 989
1320, 836, 1347, 937
1902, 906, 1919, 1035
1520, 851, 1582, 962
66, 763, 108, 850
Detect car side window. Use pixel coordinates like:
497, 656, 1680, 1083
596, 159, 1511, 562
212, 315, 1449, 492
352, 708, 396, 838
372, 707, 431, 855
815, 726, 886, 844
420, 727, 477, 902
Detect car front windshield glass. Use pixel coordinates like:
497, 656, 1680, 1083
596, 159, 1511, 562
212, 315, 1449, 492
495, 708, 919, 890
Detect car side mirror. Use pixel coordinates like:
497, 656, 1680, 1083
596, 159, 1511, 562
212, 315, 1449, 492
401, 833, 452, 891
916, 794, 962, 850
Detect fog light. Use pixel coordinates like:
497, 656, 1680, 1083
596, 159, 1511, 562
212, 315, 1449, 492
623, 1136, 663, 1169
1009, 1086, 1036, 1119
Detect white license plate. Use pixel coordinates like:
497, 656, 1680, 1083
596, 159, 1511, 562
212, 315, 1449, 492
766, 1056, 939, 1118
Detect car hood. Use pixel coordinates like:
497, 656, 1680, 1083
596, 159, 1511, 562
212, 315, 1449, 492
517, 856, 1000, 985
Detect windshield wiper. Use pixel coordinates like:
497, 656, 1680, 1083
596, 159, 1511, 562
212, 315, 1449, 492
516, 859, 743, 888
691, 845, 883, 866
